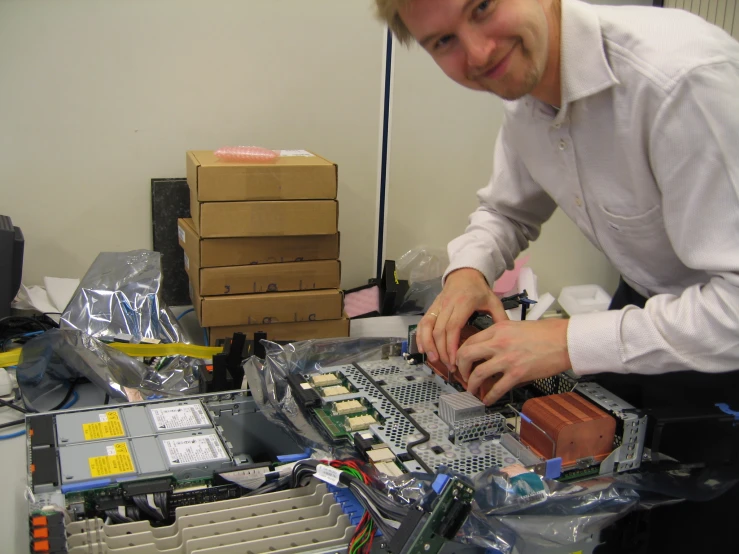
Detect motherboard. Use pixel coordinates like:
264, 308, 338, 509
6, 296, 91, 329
24, 342, 647, 554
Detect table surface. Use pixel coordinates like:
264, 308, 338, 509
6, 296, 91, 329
0, 313, 420, 554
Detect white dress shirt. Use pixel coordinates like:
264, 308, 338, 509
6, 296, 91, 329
445, 0, 739, 376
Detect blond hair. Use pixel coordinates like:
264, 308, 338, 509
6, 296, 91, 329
378, 0, 563, 46
375, 0, 415, 45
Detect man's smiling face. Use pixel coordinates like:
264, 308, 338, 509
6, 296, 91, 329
399, 0, 552, 101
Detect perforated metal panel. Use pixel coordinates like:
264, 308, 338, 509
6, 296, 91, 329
452, 413, 507, 443
386, 380, 444, 408
532, 372, 578, 396
318, 358, 522, 477
365, 366, 402, 377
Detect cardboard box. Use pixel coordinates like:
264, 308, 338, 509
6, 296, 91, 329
177, 218, 339, 268
186, 150, 337, 202
208, 318, 350, 346
190, 198, 338, 237
190, 285, 344, 327
189, 259, 341, 296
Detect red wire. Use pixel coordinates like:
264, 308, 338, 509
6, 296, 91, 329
330, 459, 371, 484
330, 459, 375, 553
349, 511, 370, 552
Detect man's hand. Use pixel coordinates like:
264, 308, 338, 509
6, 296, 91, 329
416, 268, 507, 370
456, 318, 572, 405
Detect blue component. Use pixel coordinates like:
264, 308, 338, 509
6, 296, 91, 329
432, 473, 450, 495
520, 413, 532, 424
61, 479, 112, 494
716, 403, 739, 421
401, 340, 408, 355
276, 447, 312, 463
328, 483, 382, 536
545, 457, 562, 479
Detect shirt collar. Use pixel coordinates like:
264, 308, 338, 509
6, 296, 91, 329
559, 0, 620, 107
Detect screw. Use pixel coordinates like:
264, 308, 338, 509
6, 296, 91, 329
424, 544, 431, 551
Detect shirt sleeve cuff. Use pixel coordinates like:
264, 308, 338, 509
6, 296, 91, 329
443, 249, 499, 287
568, 310, 627, 376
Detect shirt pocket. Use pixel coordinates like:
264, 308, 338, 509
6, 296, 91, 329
600, 204, 663, 236
597, 204, 679, 290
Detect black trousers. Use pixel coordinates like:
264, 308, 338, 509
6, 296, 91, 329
597, 278, 739, 553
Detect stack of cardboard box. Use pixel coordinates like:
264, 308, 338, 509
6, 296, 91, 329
178, 149, 349, 345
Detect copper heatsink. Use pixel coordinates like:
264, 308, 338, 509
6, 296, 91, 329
426, 325, 502, 402
519, 392, 616, 466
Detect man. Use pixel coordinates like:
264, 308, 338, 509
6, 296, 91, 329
375, 0, 739, 403
375, 0, 739, 551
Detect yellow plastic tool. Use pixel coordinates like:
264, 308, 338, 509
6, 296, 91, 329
0, 343, 222, 368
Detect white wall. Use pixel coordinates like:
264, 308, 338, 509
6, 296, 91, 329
0, 0, 384, 289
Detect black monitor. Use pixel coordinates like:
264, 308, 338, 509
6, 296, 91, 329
0, 215, 24, 319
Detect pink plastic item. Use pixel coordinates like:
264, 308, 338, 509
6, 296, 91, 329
344, 286, 381, 318
493, 255, 530, 294
214, 146, 279, 163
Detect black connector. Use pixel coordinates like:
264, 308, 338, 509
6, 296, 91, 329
286, 374, 322, 408
211, 352, 229, 391
121, 477, 172, 497
203, 333, 251, 392
254, 331, 267, 359
29, 415, 55, 448
225, 332, 247, 387
438, 501, 472, 539
387, 508, 426, 553
169, 484, 242, 508
96, 497, 127, 511
31, 447, 60, 490
353, 433, 374, 461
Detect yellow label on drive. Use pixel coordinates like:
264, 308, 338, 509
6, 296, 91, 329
89, 442, 135, 477
82, 411, 125, 440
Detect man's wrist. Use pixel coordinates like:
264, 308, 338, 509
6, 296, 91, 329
445, 267, 489, 286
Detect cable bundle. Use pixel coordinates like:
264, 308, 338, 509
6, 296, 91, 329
0, 314, 57, 352
290, 459, 411, 553
103, 492, 168, 525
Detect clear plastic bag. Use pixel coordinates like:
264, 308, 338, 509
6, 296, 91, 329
395, 247, 448, 315
396, 277, 442, 314
242, 337, 403, 459
16, 329, 201, 410
60, 250, 186, 344
396, 247, 448, 284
